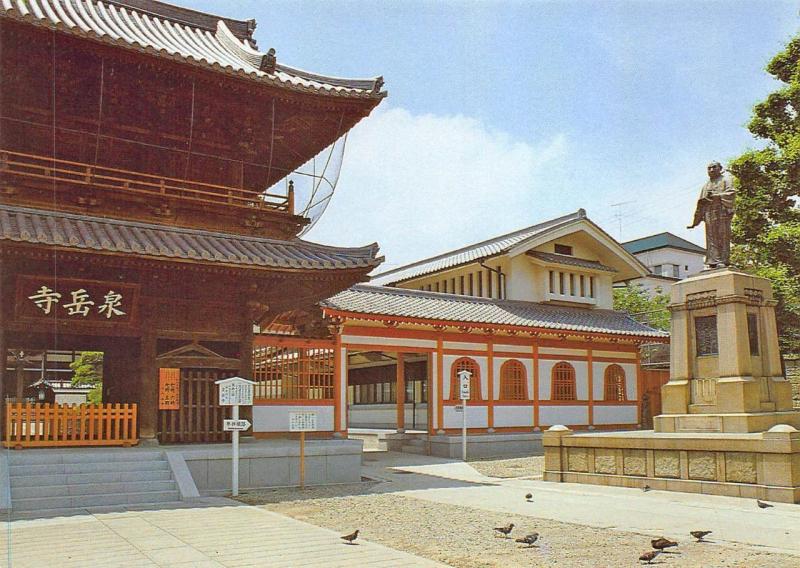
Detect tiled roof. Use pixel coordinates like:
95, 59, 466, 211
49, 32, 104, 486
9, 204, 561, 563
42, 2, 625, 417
0, 0, 384, 98
322, 285, 668, 338
0, 205, 382, 271
622, 232, 705, 255
369, 209, 588, 286
526, 251, 616, 273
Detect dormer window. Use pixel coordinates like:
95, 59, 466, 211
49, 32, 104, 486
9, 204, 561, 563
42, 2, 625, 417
554, 244, 573, 256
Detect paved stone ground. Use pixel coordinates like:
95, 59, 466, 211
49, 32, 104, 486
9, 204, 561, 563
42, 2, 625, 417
0, 501, 445, 568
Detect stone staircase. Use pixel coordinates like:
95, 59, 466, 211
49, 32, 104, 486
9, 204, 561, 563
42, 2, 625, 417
8, 449, 182, 518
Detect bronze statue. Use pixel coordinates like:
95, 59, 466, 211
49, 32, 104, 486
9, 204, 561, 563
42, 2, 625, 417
688, 161, 736, 268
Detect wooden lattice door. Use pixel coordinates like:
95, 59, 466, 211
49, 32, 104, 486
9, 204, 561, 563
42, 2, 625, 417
158, 368, 231, 443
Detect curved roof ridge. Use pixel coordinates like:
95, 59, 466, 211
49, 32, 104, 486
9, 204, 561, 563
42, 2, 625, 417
0, 0, 386, 98
369, 209, 586, 284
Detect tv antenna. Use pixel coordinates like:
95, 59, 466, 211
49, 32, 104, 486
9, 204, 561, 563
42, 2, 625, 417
610, 200, 635, 241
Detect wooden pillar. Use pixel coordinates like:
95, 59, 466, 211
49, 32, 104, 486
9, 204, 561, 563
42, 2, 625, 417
0, 255, 6, 439
427, 352, 434, 435
396, 352, 405, 433
532, 342, 539, 429
138, 330, 158, 440
487, 336, 495, 431
436, 337, 444, 434
333, 328, 344, 436
587, 345, 594, 429
239, 319, 254, 435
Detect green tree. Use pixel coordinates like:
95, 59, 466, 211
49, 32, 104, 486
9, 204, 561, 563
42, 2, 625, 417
729, 34, 800, 354
613, 284, 670, 331
70, 351, 104, 404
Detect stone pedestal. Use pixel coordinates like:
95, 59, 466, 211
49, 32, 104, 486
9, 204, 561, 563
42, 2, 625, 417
543, 268, 800, 503
654, 269, 793, 433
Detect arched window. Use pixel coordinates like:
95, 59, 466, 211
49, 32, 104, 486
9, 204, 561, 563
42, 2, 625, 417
450, 357, 482, 401
604, 364, 627, 401
500, 360, 527, 400
551, 362, 576, 401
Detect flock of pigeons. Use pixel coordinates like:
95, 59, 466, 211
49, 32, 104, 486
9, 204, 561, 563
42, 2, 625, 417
339, 491, 778, 563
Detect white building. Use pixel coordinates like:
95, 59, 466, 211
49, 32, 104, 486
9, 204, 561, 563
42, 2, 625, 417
618, 232, 706, 295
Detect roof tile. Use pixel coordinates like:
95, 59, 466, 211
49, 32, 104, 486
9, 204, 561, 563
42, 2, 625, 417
0, 205, 382, 272
322, 284, 668, 338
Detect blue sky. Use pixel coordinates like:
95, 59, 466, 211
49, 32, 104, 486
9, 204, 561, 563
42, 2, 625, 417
194, 1, 797, 270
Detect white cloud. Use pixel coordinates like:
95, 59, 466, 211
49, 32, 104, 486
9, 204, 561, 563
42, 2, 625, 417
305, 106, 570, 272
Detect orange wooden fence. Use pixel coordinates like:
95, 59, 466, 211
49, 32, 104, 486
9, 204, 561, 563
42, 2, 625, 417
4, 403, 138, 448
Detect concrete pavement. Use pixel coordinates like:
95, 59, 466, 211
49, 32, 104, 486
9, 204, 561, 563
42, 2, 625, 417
0, 501, 445, 568
379, 454, 800, 557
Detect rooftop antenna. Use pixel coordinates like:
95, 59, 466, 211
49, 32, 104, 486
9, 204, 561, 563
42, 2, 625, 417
610, 200, 635, 241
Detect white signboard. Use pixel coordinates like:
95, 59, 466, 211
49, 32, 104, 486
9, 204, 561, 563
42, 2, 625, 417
458, 370, 472, 400
289, 411, 318, 432
216, 377, 255, 406
223, 419, 251, 432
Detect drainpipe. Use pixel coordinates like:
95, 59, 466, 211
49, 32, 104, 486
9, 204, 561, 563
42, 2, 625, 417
478, 261, 506, 300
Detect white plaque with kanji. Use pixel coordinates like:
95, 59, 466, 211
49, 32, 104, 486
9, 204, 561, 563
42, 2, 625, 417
215, 376, 255, 406
289, 411, 318, 432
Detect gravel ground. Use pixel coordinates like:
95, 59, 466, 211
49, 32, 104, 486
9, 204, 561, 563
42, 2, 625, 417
239, 487, 799, 568
468, 456, 544, 478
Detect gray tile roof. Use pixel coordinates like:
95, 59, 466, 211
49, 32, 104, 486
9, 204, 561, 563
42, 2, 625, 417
0, 205, 382, 271
622, 232, 705, 255
0, 0, 384, 98
370, 209, 588, 286
322, 284, 668, 338
526, 251, 617, 273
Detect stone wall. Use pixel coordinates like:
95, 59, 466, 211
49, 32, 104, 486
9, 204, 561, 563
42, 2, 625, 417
787, 364, 800, 409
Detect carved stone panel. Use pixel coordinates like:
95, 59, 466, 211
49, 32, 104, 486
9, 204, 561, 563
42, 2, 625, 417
726, 453, 757, 484
595, 450, 617, 475
654, 450, 680, 479
623, 449, 646, 477
688, 451, 717, 481
567, 448, 589, 473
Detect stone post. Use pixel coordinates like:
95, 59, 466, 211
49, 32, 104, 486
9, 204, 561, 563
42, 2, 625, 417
543, 425, 573, 482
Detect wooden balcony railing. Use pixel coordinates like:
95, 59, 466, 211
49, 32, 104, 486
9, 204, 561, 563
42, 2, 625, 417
0, 149, 292, 214
4, 402, 138, 448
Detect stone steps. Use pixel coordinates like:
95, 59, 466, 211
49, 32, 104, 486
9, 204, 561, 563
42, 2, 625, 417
8, 450, 182, 516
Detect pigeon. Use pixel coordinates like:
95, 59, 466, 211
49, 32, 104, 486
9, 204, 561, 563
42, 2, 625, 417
651, 537, 678, 551
525, 493, 533, 502
340, 530, 359, 544
493, 523, 514, 538
639, 550, 661, 564
690, 530, 712, 542
515, 532, 539, 548
757, 499, 774, 509
642, 485, 651, 492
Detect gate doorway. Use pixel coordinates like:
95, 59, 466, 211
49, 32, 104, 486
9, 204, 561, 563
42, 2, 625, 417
156, 342, 240, 443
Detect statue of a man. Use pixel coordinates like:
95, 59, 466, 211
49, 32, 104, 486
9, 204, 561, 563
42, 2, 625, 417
688, 161, 736, 268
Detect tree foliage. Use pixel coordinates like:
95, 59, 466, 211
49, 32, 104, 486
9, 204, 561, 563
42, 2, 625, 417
729, 34, 800, 353
70, 351, 103, 404
613, 285, 670, 331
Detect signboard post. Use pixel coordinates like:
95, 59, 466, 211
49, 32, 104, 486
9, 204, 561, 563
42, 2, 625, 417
457, 369, 471, 462
289, 411, 318, 488
216, 376, 255, 497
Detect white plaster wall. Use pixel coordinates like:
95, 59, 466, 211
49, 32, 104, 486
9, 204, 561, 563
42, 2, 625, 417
341, 335, 436, 349
253, 405, 334, 432
593, 405, 638, 425
507, 255, 545, 302
443, 341, 487, 351
634, 248, 705, 279
493, 405, 534, 428
539, 405, 588, 426
493, 357, 534, 400
595, 273, 614, 309
538, 360, 589, 400
443, 405, 488, 429
494, 344, 533, 354
443, 355, 488, 400
591, 362, 637, 400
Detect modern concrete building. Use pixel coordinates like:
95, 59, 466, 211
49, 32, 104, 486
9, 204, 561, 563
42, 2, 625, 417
619, 232, 706, 295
